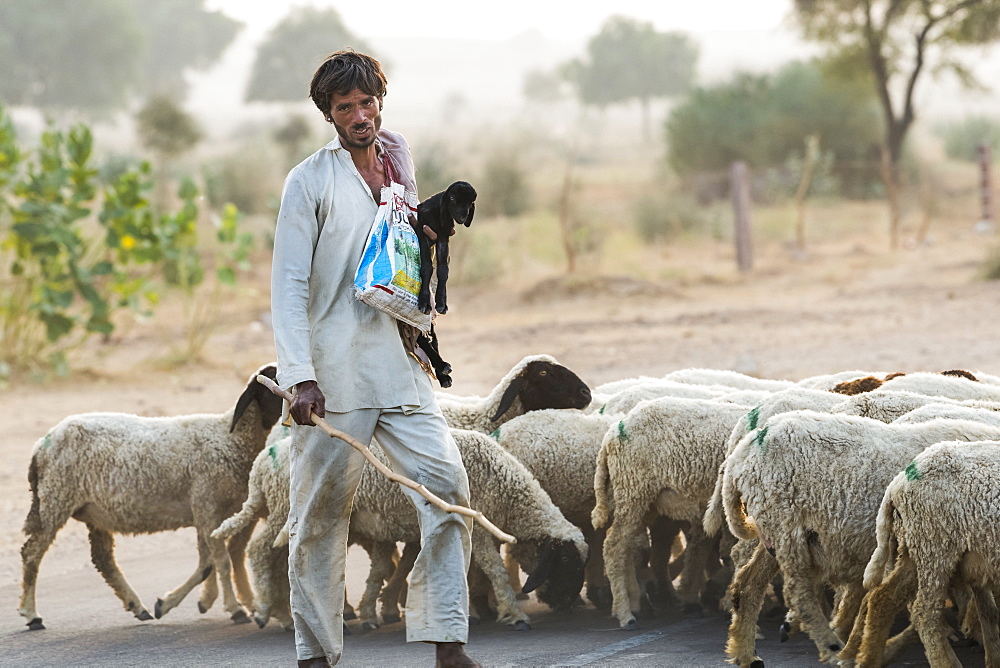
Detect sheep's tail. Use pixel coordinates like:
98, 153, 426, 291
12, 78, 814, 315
721, 435, 759, 542
22, 452, 41, 536
703, 464, 727, 537
211, 482, 264, 540
864, 483, 900, 589
591, 423, 618, 530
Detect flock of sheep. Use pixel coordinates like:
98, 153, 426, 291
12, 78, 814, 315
16, 355, 1000, 667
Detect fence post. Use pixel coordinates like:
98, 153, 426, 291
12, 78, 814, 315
730, 161, 753, 271
978, 142, 994, 233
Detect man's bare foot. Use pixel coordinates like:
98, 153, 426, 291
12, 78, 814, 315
435, 641, 481, 667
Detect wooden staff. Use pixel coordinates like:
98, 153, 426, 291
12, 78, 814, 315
256, 374, 516, 545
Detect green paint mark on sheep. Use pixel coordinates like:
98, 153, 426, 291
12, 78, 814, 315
267, 444, 279, 469
755, 426, 769, 452
490, 428, 501, 441
617, 420, 628, 442
905, 460, 921, 481
598, 404, 606, 414
746, 406, 761, 431
42, 434, 52, 449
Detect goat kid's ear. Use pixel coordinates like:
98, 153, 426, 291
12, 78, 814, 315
464, 202, 475, 227
491, 375, 525, 422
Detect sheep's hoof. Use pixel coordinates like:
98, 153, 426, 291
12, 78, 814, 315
26, 618, 45, 631
137, 610, 154, 622
343, 610, 357, 621
750, 660, 765, 668
362, 621, 379, 630
197, 601, 208, 614
154, 599, 166, 619
254, 615, 268, 629
232, 609, 251, 625
284, 621, 295, 632
513, 620, 531, 631
622, 619, 638, 631
779, 621, 791, 643
382, 613, 401, 624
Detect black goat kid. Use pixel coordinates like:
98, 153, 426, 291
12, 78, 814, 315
416, 181, 476, 315
413, 181, 476, 388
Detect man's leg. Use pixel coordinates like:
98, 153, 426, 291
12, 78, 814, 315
288, 410, 378, 665
374, 403, 473, 648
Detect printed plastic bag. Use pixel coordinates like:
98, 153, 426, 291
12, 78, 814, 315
354, 181, 432, 332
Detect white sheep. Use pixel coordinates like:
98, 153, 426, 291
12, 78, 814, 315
592, 395, 756, 629
436, 354, 592, 432
795, 369, 890, 390
719, 410, 1000, 667
867, 371, 1000, 401
18, 363, 284, 630
587, 380, 724, 416
842, 440, 1000, 667
662, 368, 796, 393
214, 428, 587, 631
489, 409, 618, 609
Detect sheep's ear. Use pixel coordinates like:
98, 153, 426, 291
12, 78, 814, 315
231, 364, 279, 432
491, 375, 525, 422
464, 201, 475, 227
522, 539, 555, 594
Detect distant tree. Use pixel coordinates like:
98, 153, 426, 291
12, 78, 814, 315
135, 95, 202, 207
939, 114, 1000, 162
273, 114, 314, 165
792, 0, 1000, 248
0, 0, 241, 115
666, 59, 880, 193
131, 0, 242, 99
561, 16, 698, 140
246, 7, 376, 104
522, 68, 568, 105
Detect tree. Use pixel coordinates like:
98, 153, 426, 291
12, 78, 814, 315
0, 0, 241, 115
135, 95, 202, 207
561, 16, 698, 140
792, 0, 1000, 248
246, 7, 376, 104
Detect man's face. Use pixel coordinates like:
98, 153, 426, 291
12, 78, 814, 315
328, 88, 382, 150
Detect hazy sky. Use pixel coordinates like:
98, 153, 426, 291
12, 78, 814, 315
206, 0, 795, 41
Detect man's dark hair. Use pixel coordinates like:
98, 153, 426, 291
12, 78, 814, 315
309, 49, 387, 118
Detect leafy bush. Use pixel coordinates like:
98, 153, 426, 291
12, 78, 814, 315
202, 139, 283, 215
633, 191, 711, 242
477, 149, 531, 217
940, 115, 1000, 163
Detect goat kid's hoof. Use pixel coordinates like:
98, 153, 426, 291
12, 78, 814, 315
513, 620, 531, 631
381, 613, 401, 624
231, 609, 251, 624
436, 304, 449, 315
343, 610, 357, 621
362, 621, 379, 631
779, 621, 791, 643
26, 617, 45, 631
621, 619, 638, 631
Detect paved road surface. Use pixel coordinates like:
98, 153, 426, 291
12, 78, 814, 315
0, 531, 986, 667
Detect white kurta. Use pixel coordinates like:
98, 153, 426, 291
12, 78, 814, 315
270, 130, 472, 665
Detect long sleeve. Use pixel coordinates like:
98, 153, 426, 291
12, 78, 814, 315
271, 167, 319, 390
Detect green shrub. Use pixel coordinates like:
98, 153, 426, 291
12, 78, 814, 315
202, 140, 283, 215
633, 192, 709, 242
478, 149, 532, 217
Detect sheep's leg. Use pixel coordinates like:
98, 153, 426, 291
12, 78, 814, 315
972, 586, 1000, 667
155, 534, 216, 619
848, 555, 917, 667
381, 542, 419, 623
675, 523, 713, 611
911, 574, 963, 668
86, 524, 153, 621
358, 540, 397, 630
726, 541, 779, 668
585, 528, 612, 611
195, 535, 219, 613
471, 529, 530, 629
773, 533, 843, 664
831, 583, 864, 643
202, 525, 251, 623
434, 237, 450, 314
247, 519, 284, 629
227, 524, 255, 611
647, 516, 682, 607
270, 545, 293, 631
18, 505, 74, 630
603, 508, 645, 629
